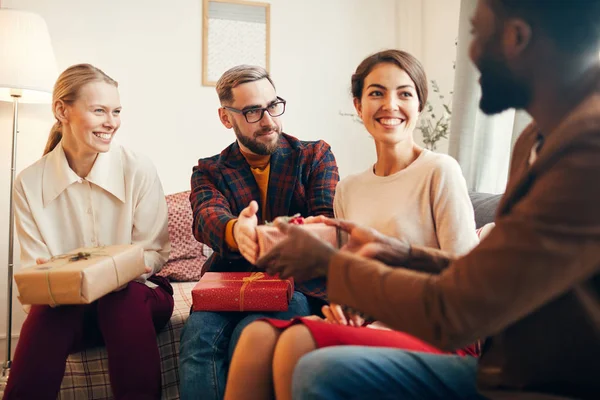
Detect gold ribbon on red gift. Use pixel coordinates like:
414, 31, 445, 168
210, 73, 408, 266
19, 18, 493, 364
199, 272, 293, 312
239, 272, 264, 312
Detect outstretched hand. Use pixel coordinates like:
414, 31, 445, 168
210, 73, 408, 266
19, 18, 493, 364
256, 216, 411, 281
322, 218, 411, 266
256, 219, 336, 281
234, 200, 260, 264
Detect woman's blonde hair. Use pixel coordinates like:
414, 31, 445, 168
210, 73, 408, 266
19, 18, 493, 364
44, 64, 118, 156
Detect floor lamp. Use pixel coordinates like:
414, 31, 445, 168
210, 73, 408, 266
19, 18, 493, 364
0, 7, 57, 393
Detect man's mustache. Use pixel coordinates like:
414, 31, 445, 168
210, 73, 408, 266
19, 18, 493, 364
254, 126, 279, 137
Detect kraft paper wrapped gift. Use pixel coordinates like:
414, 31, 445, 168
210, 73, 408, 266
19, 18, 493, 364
14, 244, 146, 306
192, 272, 294, 312
256, 222, 345, 258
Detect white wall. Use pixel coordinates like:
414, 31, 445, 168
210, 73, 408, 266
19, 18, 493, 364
0, 0, 399, 361
0, 0, 461, 360
397, 0, 461, 153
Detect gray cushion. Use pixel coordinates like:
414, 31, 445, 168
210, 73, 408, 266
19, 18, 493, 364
469, 192, 503, 228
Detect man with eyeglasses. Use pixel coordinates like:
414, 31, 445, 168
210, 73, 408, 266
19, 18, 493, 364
179, 65, 339, 400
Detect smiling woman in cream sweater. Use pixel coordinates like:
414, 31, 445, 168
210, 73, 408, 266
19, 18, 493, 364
224, 50, 479, 400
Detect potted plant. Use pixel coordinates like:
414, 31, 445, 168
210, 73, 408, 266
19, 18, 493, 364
418, 79, 452, 151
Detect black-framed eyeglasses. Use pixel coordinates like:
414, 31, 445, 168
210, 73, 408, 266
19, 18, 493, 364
223, 97, 286, 123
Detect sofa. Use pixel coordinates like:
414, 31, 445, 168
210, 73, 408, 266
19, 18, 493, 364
58, 191, 210, 400
57, 190, 503, 399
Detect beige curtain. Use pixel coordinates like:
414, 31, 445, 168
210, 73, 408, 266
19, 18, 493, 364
448, 0, 531, 194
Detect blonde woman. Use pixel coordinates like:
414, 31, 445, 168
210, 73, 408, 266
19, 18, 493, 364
3, 64, 173, 400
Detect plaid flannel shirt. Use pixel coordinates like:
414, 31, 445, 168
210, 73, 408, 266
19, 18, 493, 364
189, 133, 339, 299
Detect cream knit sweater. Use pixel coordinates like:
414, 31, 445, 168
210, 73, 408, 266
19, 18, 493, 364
334, 150, 478, 256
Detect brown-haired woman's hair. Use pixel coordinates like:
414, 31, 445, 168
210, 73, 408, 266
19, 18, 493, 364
43, 64, 118, 156
351, 49, 428, 111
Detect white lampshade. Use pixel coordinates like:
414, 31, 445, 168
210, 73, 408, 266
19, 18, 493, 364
0, 9, 58, 104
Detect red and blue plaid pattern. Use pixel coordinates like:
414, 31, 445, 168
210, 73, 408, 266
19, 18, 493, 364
190, 133, 338, 299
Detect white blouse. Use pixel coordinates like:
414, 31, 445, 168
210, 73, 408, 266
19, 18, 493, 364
13, 141, 170, 286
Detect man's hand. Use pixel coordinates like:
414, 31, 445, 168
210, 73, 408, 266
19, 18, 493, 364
234, 201, 260, 264
324, 219, 411, 266
256, 220, 336, 281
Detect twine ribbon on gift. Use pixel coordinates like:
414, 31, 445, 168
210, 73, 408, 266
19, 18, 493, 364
43, 248, 119, 306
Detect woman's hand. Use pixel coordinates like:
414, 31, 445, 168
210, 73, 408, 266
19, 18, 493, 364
322, 303, 365, 327
135, 265, 152, 280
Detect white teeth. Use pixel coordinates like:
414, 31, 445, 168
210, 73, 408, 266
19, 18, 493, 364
94, 132, 112, 140
378, 118, 403, 126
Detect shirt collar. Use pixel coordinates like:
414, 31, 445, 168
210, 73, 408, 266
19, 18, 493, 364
42, 141, 126, 207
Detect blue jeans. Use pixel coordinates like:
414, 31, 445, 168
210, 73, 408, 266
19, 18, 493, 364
292, 346, 486, 400
179, 291, 311, 400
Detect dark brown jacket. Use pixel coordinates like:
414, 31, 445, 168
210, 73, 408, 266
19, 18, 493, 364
328, 72, 600, 399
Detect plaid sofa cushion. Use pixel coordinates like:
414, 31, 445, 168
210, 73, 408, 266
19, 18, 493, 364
58, 282, 196, 400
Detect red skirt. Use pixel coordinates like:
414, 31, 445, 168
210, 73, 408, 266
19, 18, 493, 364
264, 317, 479, 357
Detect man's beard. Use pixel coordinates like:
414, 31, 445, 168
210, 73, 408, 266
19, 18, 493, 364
234, 123, 281, 155
478, 51, 531, 115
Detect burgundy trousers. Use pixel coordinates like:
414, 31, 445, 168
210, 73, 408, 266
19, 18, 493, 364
3, 277, 174, 400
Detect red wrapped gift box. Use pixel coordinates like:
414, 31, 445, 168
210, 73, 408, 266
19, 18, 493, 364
192, 272, 294, 312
